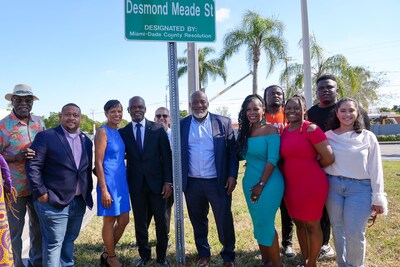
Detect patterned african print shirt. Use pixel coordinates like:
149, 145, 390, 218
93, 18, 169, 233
0, 111, 45, 196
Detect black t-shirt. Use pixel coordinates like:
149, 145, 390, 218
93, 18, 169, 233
307, 104, 334, 132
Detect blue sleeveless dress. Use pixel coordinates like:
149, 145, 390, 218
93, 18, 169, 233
97, 125, 130, 216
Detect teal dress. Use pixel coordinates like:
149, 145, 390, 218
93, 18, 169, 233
243, 134, 284, 246
97, 125, 131, 216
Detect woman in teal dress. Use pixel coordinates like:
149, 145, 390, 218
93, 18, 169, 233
237, 94, 285, 267
95, 100, 130, 267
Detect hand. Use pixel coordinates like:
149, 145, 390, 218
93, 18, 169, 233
250, 183, 263, 203
162, 183, 173, 199
18, 148, 36, 161
372, 204, 384, 215
101, 190, 113, 208
38, 193, 49, 203
225, 176, 237, 195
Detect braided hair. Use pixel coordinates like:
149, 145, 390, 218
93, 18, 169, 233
236, 94, 265, 159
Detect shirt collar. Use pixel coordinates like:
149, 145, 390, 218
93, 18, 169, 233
61, 125, 81, 138
191, 112, 210, 125
9, 110, 33, 126
132, 119, 146, 128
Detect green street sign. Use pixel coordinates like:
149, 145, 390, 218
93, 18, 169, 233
125, 0, 216, 42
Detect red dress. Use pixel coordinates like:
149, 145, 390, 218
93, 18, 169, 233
280, 121, 328, 221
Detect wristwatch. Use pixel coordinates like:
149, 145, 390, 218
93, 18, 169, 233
258, 181, 265, 186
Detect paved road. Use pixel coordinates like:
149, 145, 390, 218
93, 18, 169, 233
21, 144, 399, 262
380, 143, 400, 160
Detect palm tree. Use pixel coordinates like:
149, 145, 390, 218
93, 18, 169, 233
280, 34, 348, 98
177, 46, 226, 91
279, 34, 384, 107
221, 10, 287, 94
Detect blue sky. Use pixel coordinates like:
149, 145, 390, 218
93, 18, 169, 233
1, 0, 399, 122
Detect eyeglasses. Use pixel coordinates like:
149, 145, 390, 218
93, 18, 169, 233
12, 98, 33, 104
155, 114, 168, 119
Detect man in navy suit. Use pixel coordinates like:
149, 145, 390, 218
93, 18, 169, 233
26, 103, 93, 267
181, 91, 239, 267
119, 96, 172, 267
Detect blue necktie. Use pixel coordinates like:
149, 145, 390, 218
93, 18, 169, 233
136, 124, 143, 153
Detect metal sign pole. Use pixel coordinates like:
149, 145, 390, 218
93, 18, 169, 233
167, 41, 186, 266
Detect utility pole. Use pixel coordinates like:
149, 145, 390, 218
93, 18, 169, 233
187, 42, 199, 113
301, 0, 313, 108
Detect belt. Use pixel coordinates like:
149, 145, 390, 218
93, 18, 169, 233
188, 176, 217, 180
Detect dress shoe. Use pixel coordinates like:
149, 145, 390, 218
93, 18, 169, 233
135, 257, 150, 267
223, 262, 235, 267
157, 259, 170, 267
196, 257, 210, 267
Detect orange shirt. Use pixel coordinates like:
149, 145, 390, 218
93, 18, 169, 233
265, 108, 286, 134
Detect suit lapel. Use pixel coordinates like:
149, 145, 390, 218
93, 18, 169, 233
125, 122, 142, 156
55, 126, 76, 167
210, 113, 220, 149
79, 133, 88, 169
143, 119, 152, 151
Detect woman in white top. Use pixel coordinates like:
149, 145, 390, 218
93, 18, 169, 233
324, 97, 388, 267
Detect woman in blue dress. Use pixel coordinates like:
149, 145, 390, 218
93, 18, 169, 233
237, 94, 285, 267
95, 100, 130, 267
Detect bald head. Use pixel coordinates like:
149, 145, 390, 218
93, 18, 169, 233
128, 96, 146, 123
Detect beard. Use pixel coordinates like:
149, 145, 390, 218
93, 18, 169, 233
193, 111, 208, 120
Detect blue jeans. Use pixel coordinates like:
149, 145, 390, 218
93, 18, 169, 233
7, 195, 42, 267
326, 175, 372, 267
34, 196, 86, 267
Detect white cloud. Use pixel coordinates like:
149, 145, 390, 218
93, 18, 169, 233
216, 8, 231, 22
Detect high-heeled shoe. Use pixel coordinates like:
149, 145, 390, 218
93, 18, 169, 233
100, 252, 109, 266
107, 255, 123, 267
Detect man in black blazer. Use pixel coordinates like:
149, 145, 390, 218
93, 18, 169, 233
26, 103, 93, 266
180, 91, 239, 267
119, 96, 172, 267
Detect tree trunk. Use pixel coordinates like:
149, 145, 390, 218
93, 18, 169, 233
252, 60, 258, 94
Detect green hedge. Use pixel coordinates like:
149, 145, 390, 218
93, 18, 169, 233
377, 134, 400, 141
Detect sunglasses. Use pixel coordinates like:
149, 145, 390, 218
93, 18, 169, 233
13, 98, 33, 104
155, 114, 168, 119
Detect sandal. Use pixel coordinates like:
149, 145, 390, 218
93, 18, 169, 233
100, 252, 109, 266
107, 255, 123, 267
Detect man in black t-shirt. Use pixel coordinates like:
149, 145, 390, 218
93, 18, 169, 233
308, 74, 339, 260
308, 74, 370, 260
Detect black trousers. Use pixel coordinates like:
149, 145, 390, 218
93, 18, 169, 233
321, 206, 331, 245
280, 199, 294, 247
131, 183, 168, 261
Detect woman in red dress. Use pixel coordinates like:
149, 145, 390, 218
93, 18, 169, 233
280, 95, 334, 267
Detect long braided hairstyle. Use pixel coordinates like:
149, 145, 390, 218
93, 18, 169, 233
236, 94, 265, 159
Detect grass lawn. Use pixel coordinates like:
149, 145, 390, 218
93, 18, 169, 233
75, 161, 400, 266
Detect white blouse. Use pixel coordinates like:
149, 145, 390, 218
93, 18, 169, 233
324, 129, 388, 214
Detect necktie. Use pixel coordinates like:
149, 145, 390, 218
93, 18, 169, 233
136, 124, 143, 153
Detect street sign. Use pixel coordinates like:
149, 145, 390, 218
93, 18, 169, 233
125, 0, 216, 42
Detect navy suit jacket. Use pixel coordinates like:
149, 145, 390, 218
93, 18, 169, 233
180, 113, 239, 194
26, 125, 93, 210
119, 119, 172, 196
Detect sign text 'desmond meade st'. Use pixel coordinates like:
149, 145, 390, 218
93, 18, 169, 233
125, 0, 216, 42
